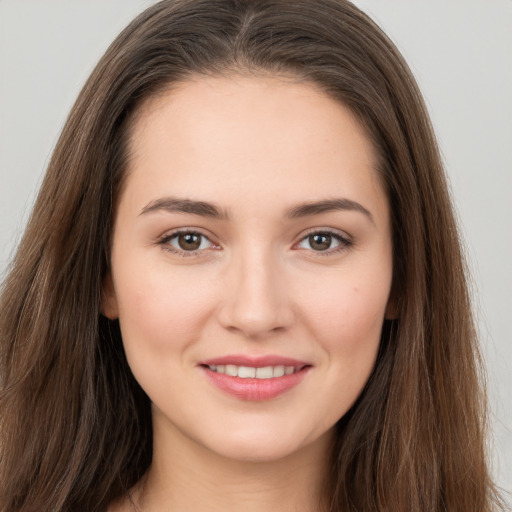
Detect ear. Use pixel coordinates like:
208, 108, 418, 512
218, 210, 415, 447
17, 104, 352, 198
101, 272, 119, 319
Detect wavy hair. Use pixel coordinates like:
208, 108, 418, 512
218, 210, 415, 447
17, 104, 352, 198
0, 1, 505, 510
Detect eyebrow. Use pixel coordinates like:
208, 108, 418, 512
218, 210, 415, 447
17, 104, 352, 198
140, 196, 374, 224
286, 198, 374, 224
140, 197, 229, 219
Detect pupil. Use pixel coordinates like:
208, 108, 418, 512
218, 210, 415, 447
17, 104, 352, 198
178, 233, 201, 250
310, 233, 331, 251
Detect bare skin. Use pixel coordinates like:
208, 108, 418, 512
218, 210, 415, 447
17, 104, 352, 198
105, 74, 393, 511
110, 426, 332, 512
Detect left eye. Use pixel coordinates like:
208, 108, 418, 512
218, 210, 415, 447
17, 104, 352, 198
296, 232, 345, 252
165, 231, 214, 251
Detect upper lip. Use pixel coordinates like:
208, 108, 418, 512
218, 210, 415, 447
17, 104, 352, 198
200, 354, 311, 369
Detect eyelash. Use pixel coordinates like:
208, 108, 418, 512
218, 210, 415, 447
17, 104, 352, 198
294, 229, 352, 256
158, 229, 217, 258
157, 228, 352, 258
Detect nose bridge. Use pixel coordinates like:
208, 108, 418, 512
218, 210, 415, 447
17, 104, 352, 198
219, 242, 293, 337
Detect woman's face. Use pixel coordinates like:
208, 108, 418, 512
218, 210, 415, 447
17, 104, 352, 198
104, 75, 394, 462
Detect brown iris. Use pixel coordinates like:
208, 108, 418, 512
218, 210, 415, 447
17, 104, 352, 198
308, 233, 332, 251
177, 232, 202, 250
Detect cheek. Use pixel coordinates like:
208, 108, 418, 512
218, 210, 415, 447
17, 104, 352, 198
296, 262, 391, 379
113, 261, 217, 355
279, 265, 392, 438
302, 268, 390, 339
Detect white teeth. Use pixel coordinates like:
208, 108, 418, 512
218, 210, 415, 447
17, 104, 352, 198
255, 366, 273, 379
225, 364, 238, 377
208, 364, 299, 379
238, 366, 256, 378
273, 365, 285, 377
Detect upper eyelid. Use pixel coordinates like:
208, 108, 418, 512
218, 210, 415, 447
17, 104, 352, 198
158, 227, 216, 243
158, 230, 219, 258
292, 229, 353, 255
296, 227, 352, 242
157, 229, 219, 255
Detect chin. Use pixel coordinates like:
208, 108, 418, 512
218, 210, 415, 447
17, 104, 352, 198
214, 441, 304, 463
201, 425, 332, 464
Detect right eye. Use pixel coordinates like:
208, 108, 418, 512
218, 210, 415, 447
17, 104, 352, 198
159, 230, 217, 255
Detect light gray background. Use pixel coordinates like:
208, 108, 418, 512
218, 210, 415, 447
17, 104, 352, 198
0, 0, 511, 499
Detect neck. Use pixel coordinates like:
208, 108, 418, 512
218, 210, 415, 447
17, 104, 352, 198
131, 417, 333, 512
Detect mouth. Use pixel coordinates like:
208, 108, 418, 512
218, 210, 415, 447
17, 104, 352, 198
199, 356, 312, 401
204, 364, 305, 379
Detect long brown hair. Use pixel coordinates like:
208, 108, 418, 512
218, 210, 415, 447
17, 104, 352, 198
0, 1, 506, 510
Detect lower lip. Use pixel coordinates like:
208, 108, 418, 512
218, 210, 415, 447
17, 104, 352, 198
201, 366, 310, 401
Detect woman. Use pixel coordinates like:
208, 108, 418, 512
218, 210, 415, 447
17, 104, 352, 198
0, 0, 506, 510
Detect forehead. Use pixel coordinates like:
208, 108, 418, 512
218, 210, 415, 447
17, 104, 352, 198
122, 74, 386, 219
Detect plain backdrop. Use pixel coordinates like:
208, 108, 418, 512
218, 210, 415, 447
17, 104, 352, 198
0, 0, 511, 500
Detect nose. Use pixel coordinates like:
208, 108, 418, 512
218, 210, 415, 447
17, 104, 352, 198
217, 250, 295, 339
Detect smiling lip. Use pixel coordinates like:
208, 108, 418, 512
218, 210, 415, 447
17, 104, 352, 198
199, 355, 311, 401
